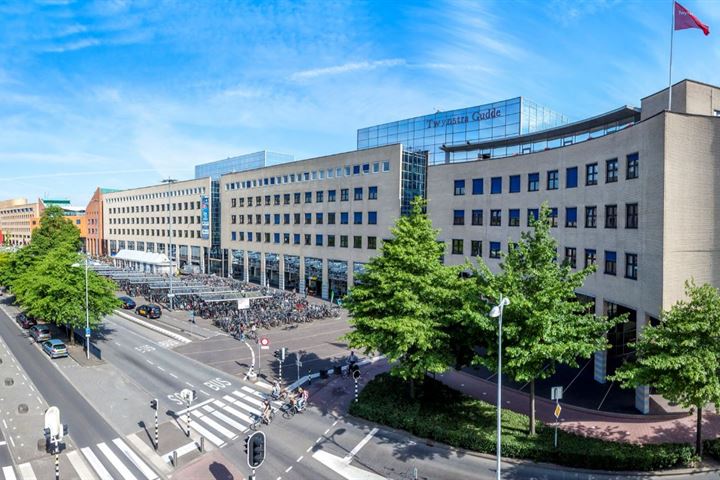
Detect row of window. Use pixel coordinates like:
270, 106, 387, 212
225, 161, 392, 191
230, 186, 379, 208
452, 153, 639, 196
451, 204, 639, 229
109, 228, 200, 239
230, 231, 378, 250
106, 186, 207, 204
449, 239, 639, 280
109, 201, 202, 215
231, 211, 379, 226
109, 216, 201, 225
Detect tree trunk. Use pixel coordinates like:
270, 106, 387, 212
696, 405, 703, 457
66, 325, 75, 345
409, 379, 415, 400
529, 379, 536, 436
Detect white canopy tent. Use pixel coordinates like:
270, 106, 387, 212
112, 249, 172, 275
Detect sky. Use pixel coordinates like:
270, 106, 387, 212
0, 0, 719, 205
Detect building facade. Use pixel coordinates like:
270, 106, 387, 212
428, 79, 720, 413
85, 188, 118, 257
219, 144, 426, 298
102, 178, 214, 272
0, 198, 43, 246
195, 150, 294, 180
357, 98, 569, 164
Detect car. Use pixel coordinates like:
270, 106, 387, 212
135, 304, 162, 319
118, 296, 136, 309
16, 313, 36, 329
42, 339, 68, 359
30, 324, 51, 342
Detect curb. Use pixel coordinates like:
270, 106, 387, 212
287, 355, 384, 391
113, 310, 191, 344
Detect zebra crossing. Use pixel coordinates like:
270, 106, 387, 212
0, 436, 160, 480
177, 385, 284, 448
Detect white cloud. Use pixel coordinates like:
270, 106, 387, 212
289, 59, 406, 81
44, 37, 100, 52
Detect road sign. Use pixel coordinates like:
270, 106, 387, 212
85, 328, 91, 336
180, 389, 196, 403
352, 368, 361, 380
259, 337, 270, 350
554, 404, 562, 419
551, 386, 563, 401
44, 407, 61, 440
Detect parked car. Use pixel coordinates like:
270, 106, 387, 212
135, 304, 162, 319
41, 339, 68, 359
16, 313, 36, 329
30, 324, 51, 342
118, 296, 136, 309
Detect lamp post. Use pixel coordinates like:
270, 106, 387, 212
162, 178, 177, 310
489, 295, 510, 480
71, 255, 91, 360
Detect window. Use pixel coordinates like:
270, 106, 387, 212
547, 170, 559, 190
265, 195, 271, 206
328, 212, 336, 224
490, 209, 501, 226
625, 253, 638, 280
528, 172, 539, 192
549, 208, 558, 227
274, 233, 280, 244
284, 233, 290, 244
264, 214, 271, 224
293, 234, 300, 245
354, 212, 362, 224
471, 240, 482, 257
231, 198, 237, 208
328, 235, 336, 247
305, 192, 312, 203
606, 158, 618, 183
566, 167, 578, 188
373, 162, 379, 173
584, 249, 597, 268
626, 153, 639, 179
328, 190, 336, 202
453, 209, 465, 225
586, 163, 598, 185
305, 213, 312, 224
231, 215, 237, 224
340, 235, 348, 248
316, 212, 323, 224
274, 194, 280, 205
231, 232, 236, 241
248, 232, 253, 242
367, 236, 377, 249
353, 236, 362, 248
604, 251, 617, 275
490, 177, 502, 194
294, 193, 301, 204
368, 211, 377, 225
509, 175, 521, 193
451, 239, 464, 255
564, 247, 577, 268
294, 213, 301, 224
509, 209, 520, 226
362, 163, 370, 174
341, 189, 349, 201
316, 234, 323, 246
265, 232, 270, 243
304, 234, 311, 246
316, 191, 324, 203
490, 241, 501, 259
472, 178, 483, 195
353, 165, 360, 175
471, 209, 483, 226
585, 206, 597, 228
605, 205, 617, 228
284, 194, 290, 205
626, 203, 638, 229
383, 161, 390, 172
284, 213, 290, 224
368, 186, 378, 200
354, 187, 363, 201
274, 214, 280, 225
527, 208, 539, 226
454, 179, 466, 196
247, 197, 253, 207
341, 212, 349, 224
566, 207, 577, 227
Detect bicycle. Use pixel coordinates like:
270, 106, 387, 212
249, 411, 273, 430
281, 402, 305, 419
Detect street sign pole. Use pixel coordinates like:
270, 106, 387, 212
154, 399, 159, 450
551, 386, 562, 449
54, 436, 59, 480
353, 368, 361, 402
278, 358, 282, 383
186, 397, 191, 437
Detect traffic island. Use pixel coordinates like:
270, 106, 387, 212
349, 373, 700, 472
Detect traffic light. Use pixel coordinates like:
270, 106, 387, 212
273, 349, 281, 360
150, 399, 158, 410
246, 431, 266, 469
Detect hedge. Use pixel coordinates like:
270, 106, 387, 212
349, 373, 697, 471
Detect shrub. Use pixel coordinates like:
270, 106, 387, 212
349, 373, 697, 471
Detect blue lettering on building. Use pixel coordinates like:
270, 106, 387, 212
425, 107, 502, 129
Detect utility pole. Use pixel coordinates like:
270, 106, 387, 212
162, 178, 177, 310
84, 253, 90, 360
151, 399, 159, 450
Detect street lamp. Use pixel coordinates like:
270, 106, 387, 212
71, 255, 91, 360
489, 295, 510, 480
161, 178, 177, 310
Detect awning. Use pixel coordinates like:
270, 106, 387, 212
113, 249, 170, 266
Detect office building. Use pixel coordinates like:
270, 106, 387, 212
85, 187, 118, 257
195, 151, 294, 180
0, 198, 43, 246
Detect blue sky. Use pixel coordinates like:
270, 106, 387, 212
0, 0, 718, 205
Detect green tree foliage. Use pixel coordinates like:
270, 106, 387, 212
343, 198, 483, 396
474, 204, 621, 435
611, 281, 720, 457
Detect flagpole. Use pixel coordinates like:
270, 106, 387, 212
668, 0, 674, 111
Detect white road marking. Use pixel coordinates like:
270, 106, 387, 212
157, 367, 165, 372
146, 360, 153, 365
67, 450, 99, 480
222, 394, 261, 416
18, 463, 36, 480
2, 466, 16, 480
296, 455, 303, 462
209, 409, 247, 432
35, 396, 42, 405
191, 411, 235, 439
174, 398, 214, 415
113, 438, 158, 480
199, 389, 210, 396
332, 420, 338, 426
2, 419, 7, 429
214, 400, 253, 425
315, 437, 322, 444
80, 447, 114, 480
306, 446, 312, 452
163, 441, 200, 464
343, 428, 378, 462
169, 373, 178, 379
97, 442, 138, 480
285, 466, 292, 473
8, 435, 14, 447
324, 429, 330, 435
186, 419, 225, 447
231, 389, 263, 407
185, 382, 194, 388
312, 450, 387, 480
0, 441, 5, 446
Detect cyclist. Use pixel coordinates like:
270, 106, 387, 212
261, 399, 272, 424
296, 387, 308, 411
271, 381, 281, 400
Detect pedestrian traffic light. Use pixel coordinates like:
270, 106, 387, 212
246, 431, 266, 469
150, 399, 158, 410
273, 349, 281, 360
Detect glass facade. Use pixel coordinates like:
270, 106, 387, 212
357, 98, 568, 165
195, 150, 294, 180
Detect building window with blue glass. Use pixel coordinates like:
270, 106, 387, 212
305, 192, 312, 203
274, 233, 280, 244
472, 178, 483, 195
369, 186, 378, 200
566, 207, 577, 227
547, 170, 559, 190
566, 167, 578, 188
454, 179, 465, 196
509, 175, 521, 193
528, 172, 539, 192
316, 234, 323, 246
354, 188, 363, 201
293, 234, 300, 245
316, 213, 323, 224
354, 212, 362, 224
509, 209, 520, 226
328, 190, 336, 202
490, 241, 501, 259
491, 177, 502, 194
341, 212, 349, 224
453, 209, 465, 225
528, 208, 539, 226
368, 211, 377, 225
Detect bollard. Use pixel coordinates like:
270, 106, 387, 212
172, 450, 178, 467
200, 436, 205, 452
54, 439, 60, 480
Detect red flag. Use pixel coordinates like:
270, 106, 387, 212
674, 1, 710, 36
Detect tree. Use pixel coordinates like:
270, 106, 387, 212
474, 204, 621, 435
343, 198, 483, 397
12, 242, 120, 342
610, 281, 720, 457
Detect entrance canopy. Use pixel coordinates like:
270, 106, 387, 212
113, 249, 171, 274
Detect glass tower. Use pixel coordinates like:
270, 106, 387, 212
195, 151, 294, 180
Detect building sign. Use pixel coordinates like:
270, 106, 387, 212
200, 195, 210, 240
425, 107, 502, 129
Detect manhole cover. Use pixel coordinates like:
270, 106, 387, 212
4, 378, 13, 386
18, 404, 28, 414
37, 439, 46, 452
